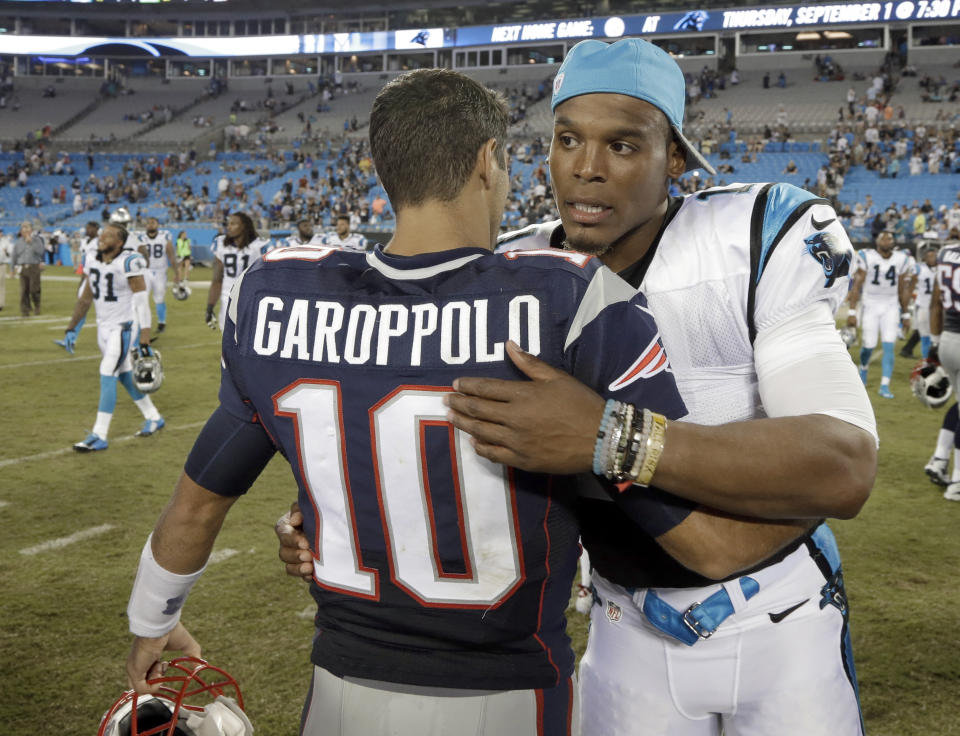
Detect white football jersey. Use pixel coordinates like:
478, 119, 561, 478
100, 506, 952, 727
915, 261, 936, 309
213, 235, 274, 296
138, 230, 173, 272
321, 231, 369, 252
497, 182, 855, 426
855, 248, 911, 303
83, 248, 147, 327
79, 236, 99, 274
284, 233, 325, 248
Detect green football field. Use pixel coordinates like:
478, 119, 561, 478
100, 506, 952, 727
1, 265, 958, 735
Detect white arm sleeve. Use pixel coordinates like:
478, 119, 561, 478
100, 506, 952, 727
127, 533, 207, 637
755, 301, 878, 446
133, 288, 152, 332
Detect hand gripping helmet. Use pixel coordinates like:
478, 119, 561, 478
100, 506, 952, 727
97, 657, 253, 736
133, 350, 163, 394
911, 361, 953, 408
839, 325, 858, 348
173, 283, 192, 301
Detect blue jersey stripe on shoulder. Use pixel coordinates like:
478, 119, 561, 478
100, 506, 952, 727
758, 183, 819, 280
123, 252, 141, 273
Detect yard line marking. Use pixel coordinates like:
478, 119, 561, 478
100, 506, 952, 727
0, 420, 207, 468
0, 501, 9, 509
0, 316, 74, 327
297, 605, 316, 620
208, 548, 239, 564
0, 341, 215, 370
19, 523, 115, 556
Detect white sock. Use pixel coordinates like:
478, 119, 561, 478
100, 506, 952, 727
935, 430, 954, 460
952, 448, 960, 482
134, 396, 161, 421
880, 376, 891, 387
93, 411, 112, 440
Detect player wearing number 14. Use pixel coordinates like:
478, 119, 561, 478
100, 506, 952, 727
847, 230, 913, 397
120, 69, 685, 736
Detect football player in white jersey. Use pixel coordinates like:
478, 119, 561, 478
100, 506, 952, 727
59, 223, 164, 451
438, 39, 876, 736
284, 218, 324, 247
321, 214, 369, 252
206, 212, 273, 331
55, 221, 100, 353
913, 243, 939, 359
137, 217, 179, 335
846, 230, 913, 397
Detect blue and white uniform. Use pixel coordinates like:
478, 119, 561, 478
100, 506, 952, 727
84, 247, 148, 377
183, 244, 686, 735
855, 248, 912, 349
321, 231, 369, 252
284, 233, 325, 248
498, 182, 876, 736
915, 259, 936, 339
138, 229, 174, 302
211, 235, 273, 330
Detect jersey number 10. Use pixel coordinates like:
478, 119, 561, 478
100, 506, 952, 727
275, 382, 525, 609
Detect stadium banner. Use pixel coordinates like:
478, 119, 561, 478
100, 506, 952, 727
1, 2, 958, 57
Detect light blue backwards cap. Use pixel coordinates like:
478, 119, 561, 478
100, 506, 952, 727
552, 38, 715, 175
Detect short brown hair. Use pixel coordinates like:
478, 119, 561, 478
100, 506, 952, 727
369, 69, 508, 211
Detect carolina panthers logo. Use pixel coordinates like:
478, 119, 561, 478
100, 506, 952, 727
805, 231, 851, 288
674, 10, 708, 31
410, 30, 429, 46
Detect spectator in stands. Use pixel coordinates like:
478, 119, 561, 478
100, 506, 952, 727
777, 71, 786, 88
11, 221, 44, 317
782, 160, 798, 175
762, 71, 770, 89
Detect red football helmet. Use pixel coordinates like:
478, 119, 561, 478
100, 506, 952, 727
97, 657, 252, 736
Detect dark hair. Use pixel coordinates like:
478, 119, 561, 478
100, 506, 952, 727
227, 211, 258, 247
86, 221, 99, 230
105, 223, 128, 245
336, 214, 350, 222
369, 69, 508, 210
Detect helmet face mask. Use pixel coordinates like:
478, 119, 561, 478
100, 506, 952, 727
911, 361, 953, 408
134, 351, 163, 393
173, 283, 192, 301
97, 657, 250, 736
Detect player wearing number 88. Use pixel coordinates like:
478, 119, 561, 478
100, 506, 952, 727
121, 69, 686, 736
846, 230, 914, 397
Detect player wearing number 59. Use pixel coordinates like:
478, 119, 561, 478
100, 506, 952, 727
206, 212, 273, 330
120, 69, 688, 736
846, 230, 913, 398
61, 222, 164, 452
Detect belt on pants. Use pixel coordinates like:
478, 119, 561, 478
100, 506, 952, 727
631, 576, 760, 646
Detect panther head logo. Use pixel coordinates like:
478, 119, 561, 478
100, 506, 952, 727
805, 231, 851, 288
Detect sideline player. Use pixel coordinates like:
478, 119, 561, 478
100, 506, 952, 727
120, 70, 693, 736
55, 221, 100, 353
321, 213, 369, 252
913, 243, 938, 359
847, 230, 913, 397
205, 212, 272, 331
438, 39, 876, 735
60, 223, 164, 451
284, 218, 324, 247
930, 240, 960, 500
137, 218, 179, 335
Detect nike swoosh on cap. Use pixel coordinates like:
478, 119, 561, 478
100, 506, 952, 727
768, 598, 809, 623
811, 215, 836, 230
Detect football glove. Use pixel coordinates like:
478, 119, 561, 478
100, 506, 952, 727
56, 328, 77, 354
205, 304, 218, 330
137, 343, 154, 358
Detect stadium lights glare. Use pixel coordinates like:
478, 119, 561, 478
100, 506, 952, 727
795, 31, 822, 40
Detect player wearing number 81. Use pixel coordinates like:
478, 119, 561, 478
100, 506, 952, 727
847, 230, 914, 397
120, 69, 686, 736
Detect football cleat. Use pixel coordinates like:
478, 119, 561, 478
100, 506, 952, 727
74, 433, 108, 452
924, 456, 950, 487
910, 361, 953, 408
878, 385, 895, 399
156, 322, 166, 334
137, 417, 165, 437
944, 482, 960, 502
97, 656, 252, 736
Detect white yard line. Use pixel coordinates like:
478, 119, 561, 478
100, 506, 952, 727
19, 523, 115, 556
208, 548, 240, 564
0, 341, 215, 370
0, 420, 207, 468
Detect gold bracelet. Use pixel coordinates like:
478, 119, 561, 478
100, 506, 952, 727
636, 412, 667, 486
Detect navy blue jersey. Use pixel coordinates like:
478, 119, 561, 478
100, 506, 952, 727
938, 243, 960, 334
198, 244, 685, 690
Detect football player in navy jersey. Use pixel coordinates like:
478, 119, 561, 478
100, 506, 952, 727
121, 69, 694, 736
438, 39, 877, 736
930, 241, 960, 500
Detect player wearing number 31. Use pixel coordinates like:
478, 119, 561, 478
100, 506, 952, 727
846, 230, 914, 398
61, 222, 164, 452
121, 69, 692, 735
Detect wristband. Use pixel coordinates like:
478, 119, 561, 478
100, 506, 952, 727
127, 533, 206, 638
931, 335, 940, 347
206, 304, 214, 320
901, 311, 911, 320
